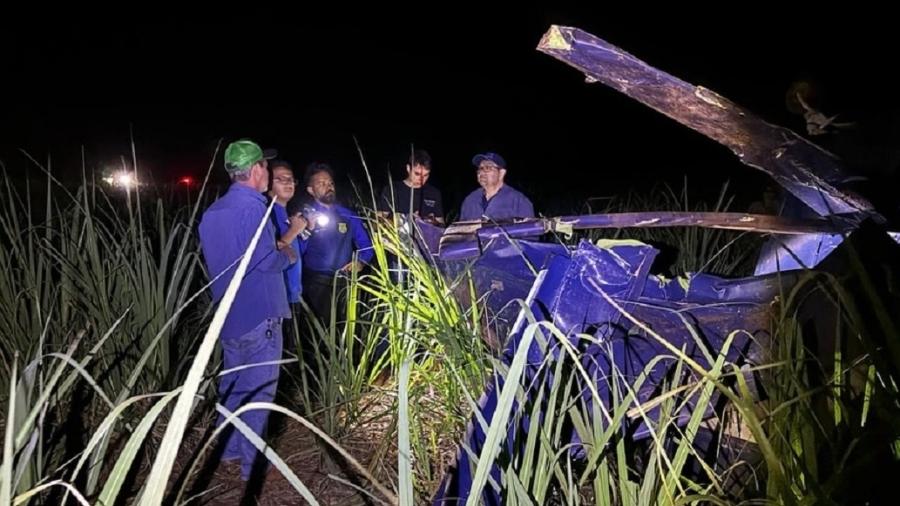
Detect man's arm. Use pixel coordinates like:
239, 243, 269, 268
378, 183, 394, 212
431, 188, 445, 224
343, 210, 374, 270
352, 212, 374, 264
276, 214, 308, 249
374, 184, 395, 220
241, 205, 294, 272
518, 193, 535, 219
459, 192, 479, 221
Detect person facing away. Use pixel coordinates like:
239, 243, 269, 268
198, 139, 300, 480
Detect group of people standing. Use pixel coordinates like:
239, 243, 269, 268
198, 138, 535, 479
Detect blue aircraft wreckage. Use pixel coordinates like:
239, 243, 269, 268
395, 25, 899, 505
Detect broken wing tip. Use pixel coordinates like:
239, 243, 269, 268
537, 25, 572, 53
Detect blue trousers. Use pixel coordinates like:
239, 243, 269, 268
217, 318, 283, 479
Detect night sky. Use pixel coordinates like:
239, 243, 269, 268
3, 6, 898, 216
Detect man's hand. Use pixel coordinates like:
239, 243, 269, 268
280, 214, 309, 245
288, 213, 308, 235
340, 260, 364, 274
305, 211, 322, 231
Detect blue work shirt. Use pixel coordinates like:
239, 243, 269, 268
459, 184, 535, 221
199, 183, 292, 339
299, 201, 374, 274
272, 202, 303, 303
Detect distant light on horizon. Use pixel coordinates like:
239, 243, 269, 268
103, 171, 137, 190
115, 172, 135, 188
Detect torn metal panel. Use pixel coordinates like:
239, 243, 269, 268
433, 240, 660, 505
432, 238, 778, 505
429, 25, 898, 504
438, 212, 848, 262
548, 212, 854, 235
536, 25, 875, 219
413, 218, 445, 258
439, 236, 569, 341
641, 270, 801, 304
754, 233, 846, 275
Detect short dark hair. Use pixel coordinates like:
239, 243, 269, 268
270, 159, 293, 172
304, 162, 335, 187
407, 149, 432, 170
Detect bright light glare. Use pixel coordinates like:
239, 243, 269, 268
115, 172, 135, 189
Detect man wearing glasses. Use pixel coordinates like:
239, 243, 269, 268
268, 160, 308, 307
459, 151, 534, 221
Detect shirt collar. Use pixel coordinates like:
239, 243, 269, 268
229, 182, 267, 203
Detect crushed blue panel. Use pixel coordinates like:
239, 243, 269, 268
431, 236, 779, 505
420, 22, 896, 502
413, 218, 445, 258
437, 234, 569, 341
753, 233, 846, 275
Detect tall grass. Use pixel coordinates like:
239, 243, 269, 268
0, 152, 214, 501
284, 209, 491, 501
1, 148, 897, 506
761, 249, 900, 504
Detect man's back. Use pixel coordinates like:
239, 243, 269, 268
199, 183, 291, 339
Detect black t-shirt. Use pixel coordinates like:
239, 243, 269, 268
378, 180, 443, 220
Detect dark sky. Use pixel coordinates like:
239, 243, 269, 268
3, 6, 898, 214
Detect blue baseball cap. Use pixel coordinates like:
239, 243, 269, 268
472, 152, 507, 170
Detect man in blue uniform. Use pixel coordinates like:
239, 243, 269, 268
267, 160, 306, 306
198, 139, 301, 480
299, 162, 374, 325
267, 160, 309, 357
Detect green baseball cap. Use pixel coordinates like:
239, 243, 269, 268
224, 139, 278, 173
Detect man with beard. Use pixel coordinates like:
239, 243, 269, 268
298, 162, 373, 325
